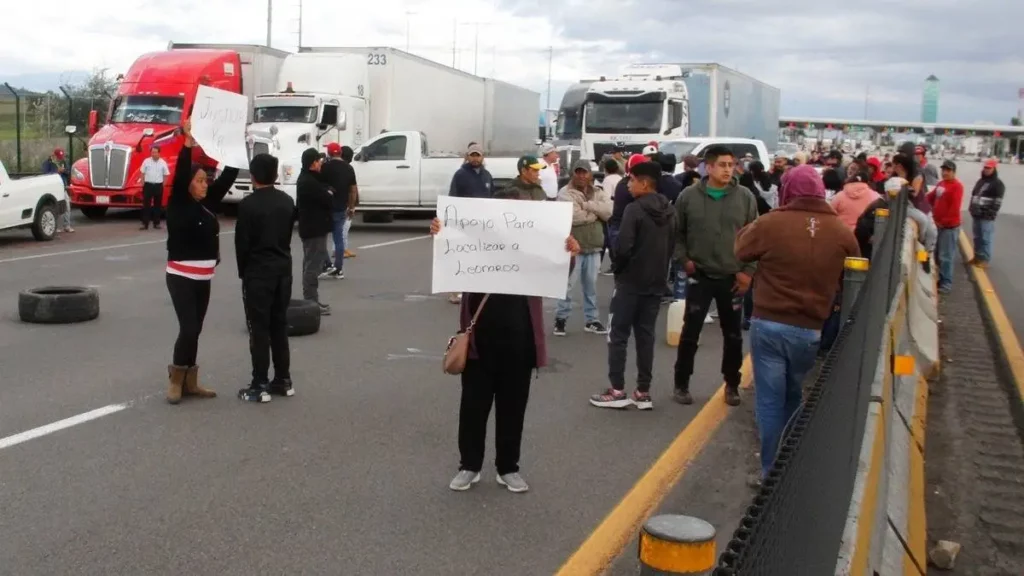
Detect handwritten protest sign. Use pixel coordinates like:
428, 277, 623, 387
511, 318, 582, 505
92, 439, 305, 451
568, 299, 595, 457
191, 85, 249, 169
431, 196, 573, 299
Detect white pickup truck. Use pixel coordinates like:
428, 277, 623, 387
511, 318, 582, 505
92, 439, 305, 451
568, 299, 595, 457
0, 160, 68, 241
352, 130, 522, 222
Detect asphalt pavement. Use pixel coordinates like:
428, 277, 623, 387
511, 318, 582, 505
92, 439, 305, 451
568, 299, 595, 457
0, 214, 739, 575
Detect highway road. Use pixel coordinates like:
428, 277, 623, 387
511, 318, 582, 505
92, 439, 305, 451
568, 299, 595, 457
0, 215, 747, 575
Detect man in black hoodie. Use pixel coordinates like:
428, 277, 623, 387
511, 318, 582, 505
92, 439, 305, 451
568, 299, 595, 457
590, 161, 676, 411
235, 154, 296, 403
296, 148, 335, 316
968, 159, 1005, 267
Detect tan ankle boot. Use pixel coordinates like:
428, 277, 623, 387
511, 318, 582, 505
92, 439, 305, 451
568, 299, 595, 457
183, 365, 217, 398
167, 365, 186, 404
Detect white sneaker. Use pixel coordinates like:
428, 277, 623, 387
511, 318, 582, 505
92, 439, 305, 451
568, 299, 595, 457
497, 473, 529, 493
449, 470, 480, 491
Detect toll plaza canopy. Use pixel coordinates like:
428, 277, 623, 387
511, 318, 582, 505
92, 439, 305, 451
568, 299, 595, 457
780, 116, 1024, 137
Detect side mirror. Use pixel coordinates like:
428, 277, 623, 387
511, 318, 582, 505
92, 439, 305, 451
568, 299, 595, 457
64, 125, 77, 135
336, 111, 347, 130
87, 110, 99, 136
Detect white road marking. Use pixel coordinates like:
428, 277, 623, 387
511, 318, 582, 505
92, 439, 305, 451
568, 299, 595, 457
0, 403, 128, 451
357, 235, 431, 249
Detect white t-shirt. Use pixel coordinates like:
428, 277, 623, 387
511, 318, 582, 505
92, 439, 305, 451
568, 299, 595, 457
140, 157, 170, 184
602, 173, 623, 196
540, 160, 559, 199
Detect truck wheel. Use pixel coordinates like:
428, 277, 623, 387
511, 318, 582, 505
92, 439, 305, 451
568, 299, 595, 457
80, 206, 108, 220
287, 299, 321, 336
362, 212, 394, 224
31, 203, 58, 241
18, 286, 100, 324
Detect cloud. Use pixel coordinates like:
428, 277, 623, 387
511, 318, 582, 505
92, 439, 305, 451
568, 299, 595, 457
3, 0, 1023, 123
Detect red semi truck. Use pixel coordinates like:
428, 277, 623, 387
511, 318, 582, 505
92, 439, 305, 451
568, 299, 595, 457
68, 43, 287, 219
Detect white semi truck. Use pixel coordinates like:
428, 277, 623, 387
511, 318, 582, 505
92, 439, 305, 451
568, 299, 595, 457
581, 63, 781, 166
231, 47, 539, 212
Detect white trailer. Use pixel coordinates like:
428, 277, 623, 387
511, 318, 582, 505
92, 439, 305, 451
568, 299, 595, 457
484, 78, 541, 155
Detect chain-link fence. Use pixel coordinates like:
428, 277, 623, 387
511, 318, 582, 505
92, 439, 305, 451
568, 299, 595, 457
713, 190, 910, 575
0, 83, 110, 175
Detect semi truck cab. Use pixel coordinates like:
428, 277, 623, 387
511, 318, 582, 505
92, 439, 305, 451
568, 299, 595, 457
581, 64, 690, 164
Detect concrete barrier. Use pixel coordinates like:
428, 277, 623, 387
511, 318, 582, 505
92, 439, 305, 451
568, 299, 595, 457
834, 220, 934, 576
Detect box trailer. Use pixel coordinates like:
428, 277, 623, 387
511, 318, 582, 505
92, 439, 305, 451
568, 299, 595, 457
484, 78, 540, 156
677, 63, 781, 151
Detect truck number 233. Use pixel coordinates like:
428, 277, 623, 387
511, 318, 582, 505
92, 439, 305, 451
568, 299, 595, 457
367, 53, 388, 65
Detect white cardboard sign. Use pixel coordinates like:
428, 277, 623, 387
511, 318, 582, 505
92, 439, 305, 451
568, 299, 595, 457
431, 196, 573, 299
191, 85, 249, 169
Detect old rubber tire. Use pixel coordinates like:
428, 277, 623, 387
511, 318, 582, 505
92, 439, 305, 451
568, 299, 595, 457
31, 203, 58, 241
80, 206, 108, 220
287, 299, 321, 336
18, 286, 100, 324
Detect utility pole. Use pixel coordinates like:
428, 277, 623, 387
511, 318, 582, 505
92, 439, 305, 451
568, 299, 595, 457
473, 23, 480, 75
405, 11, 414, 52
451, 19, 457, 68
266, 0, 272, 47
864, 85, 870, 120
297, 0, 303, 49
546, 46, 553, 111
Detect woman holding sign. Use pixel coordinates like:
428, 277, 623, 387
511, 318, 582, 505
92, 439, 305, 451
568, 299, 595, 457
163, 119, 239, 404
432, 202, 580, 494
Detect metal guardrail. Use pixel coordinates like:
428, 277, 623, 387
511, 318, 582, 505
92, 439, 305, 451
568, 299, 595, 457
712, 190, 910, 575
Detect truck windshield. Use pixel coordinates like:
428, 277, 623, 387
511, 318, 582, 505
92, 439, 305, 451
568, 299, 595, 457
109, 95, 184, 125
254, 106, 317, 123
659, 142, 699, 162
584, 101, 663, 134
556, 109, 582, 140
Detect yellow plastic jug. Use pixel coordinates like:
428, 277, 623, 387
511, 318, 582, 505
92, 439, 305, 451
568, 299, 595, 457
666, 299, 685, 347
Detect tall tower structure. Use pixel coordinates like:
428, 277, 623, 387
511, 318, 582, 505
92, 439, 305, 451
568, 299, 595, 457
921, 75, 939, 123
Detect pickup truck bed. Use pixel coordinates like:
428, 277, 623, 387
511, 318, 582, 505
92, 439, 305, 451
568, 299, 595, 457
0, 161, 68, 241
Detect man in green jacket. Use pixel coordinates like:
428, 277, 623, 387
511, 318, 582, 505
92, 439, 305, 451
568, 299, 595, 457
554, 160, 612, 336
499, 155, 549, 201
672, 145, 758, 407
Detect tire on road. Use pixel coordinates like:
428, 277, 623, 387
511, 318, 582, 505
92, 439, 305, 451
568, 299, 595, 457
31, 201, 58, 241
287, 299, 321, 336
18, 286, 100, 324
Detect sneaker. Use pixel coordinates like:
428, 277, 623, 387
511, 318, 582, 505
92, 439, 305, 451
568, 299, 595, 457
599, 269, 614, 277
589, 388, 631, 409
448, 470, 481, 491
553, 318, 567, 336
319, 303, 332, 316
632, 390, 653, 411
269, 378, 295, 397
704, 314, 715, 324
326, 269, 344, 280
584, 321, 609, 335
673, 389, 694, 405
448, 293, 462, 305
318, 267, 337, 279
344, 249, 356, 259
724, 387, 741, 406
496, 472, 529, 493
238, 382, 271, 403
938, 285, 952, 295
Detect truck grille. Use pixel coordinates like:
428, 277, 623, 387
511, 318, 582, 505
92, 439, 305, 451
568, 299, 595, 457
88, 144, 131, 189
592, 143, 646, 162
237, 141, 271, 180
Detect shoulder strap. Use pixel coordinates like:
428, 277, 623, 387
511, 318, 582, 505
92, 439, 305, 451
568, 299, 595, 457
466, 294, 490, 332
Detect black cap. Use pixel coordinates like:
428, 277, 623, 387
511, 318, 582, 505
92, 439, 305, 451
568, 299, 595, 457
940, 160, 956, 172
301, 147, 324, 169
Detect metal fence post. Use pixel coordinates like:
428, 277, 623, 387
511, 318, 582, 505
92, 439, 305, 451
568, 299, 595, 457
639, 515, 716, 575
840, 257, 870, 326
3, 82, 22, 173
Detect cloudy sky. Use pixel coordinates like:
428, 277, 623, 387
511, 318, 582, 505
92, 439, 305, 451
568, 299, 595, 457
3, 0, 1023, 124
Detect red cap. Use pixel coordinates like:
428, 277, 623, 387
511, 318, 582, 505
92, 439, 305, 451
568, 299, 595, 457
53, 148, 65, 159
984, 158, 998, 168
866, 156, 882, 169
627, 154, 648, 173
646, 140, 659, 149
325, 142, 342, 156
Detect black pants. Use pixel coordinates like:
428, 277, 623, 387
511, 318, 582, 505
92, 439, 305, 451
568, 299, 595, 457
142, 183, 163, 227
743, 281, 754, 324
673, 274, 745, 391
242, 274, 292, 383
166, 273, 211, 366
459, 359, 533, 475
607, 288, 662, 392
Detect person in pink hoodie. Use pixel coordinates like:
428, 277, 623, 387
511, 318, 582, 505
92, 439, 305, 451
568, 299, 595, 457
830, 173, 880, 230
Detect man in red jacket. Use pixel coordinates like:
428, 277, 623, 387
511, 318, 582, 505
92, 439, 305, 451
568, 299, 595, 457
927, 160, 964, 294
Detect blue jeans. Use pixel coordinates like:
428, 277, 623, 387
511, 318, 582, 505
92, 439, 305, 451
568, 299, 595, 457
750, 318, 820, 478
556, 252, 600, 323
972, 218, 995, 262
936, 227, 959, 289
331, 211, 347, 270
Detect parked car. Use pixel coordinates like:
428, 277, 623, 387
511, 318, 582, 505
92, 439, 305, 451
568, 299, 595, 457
0, 159, 67, 241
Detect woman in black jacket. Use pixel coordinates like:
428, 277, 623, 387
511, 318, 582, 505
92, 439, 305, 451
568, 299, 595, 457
164, 119, 239, 404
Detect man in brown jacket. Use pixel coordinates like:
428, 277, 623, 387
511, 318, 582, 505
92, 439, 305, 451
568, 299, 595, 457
734, 164, 860, 481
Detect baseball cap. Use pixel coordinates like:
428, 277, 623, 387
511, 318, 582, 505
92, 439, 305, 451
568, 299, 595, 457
53, 148, 65, 159
940, 160, 956, 172
642, 144, 658, 156
325, 142, 342, 156
301, 147, 324, 169
626, 154, 649, 173
866, 156, 882, 170
538, 143, 556, 156
983, 158, 998, 168
517, 155, 544, 172
570, 159, 591, 174
467, 143, 484, 156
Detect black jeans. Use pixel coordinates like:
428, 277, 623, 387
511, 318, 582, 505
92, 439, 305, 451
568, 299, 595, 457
142, 183, 163, 227
166, 273, 211, 366
459, 359, 533, 475
301, 236, 328, 302
242, 274, 292, 383
673, 273, 745, 391
607, 288, 662, 392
